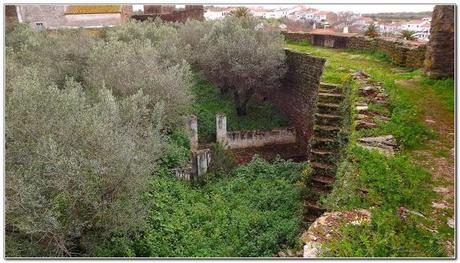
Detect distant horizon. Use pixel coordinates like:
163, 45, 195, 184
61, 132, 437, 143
133, 4, 434, 14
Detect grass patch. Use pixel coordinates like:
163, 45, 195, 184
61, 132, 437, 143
286, 41, 451, 257
420, 77, 455, 112
321, 143, 446, 257
286, 42, 434, 150
192, 78, 290, 143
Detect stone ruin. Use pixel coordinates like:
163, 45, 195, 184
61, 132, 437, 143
424, 5, 455, 79
132, 5, 204, 23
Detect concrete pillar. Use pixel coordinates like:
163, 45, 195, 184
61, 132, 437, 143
197, 150, 209, 177
216, 113, 227, 146
186, 115, 198, 151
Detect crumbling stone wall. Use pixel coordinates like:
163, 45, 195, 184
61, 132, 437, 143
5, 5, 18, 25
424, 5, 455, 79
406, 45, 427, 68
132, 5, 204, 23
144, 5, 176, 14
283, 31, 313, 42
284, 32, 427, 68
268, 49, 326, 149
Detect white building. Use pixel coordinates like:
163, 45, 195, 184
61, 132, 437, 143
314, 11, 329, 22
401, 19, 430, 31
400, 19, 431, 41
204, 7, 233, 20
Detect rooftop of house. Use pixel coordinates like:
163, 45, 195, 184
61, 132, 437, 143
205, 6, 236, 12
405, 19, 425, 25
65, 5, 123, 14
316, 11, 330, 16
309, 28, 358, 37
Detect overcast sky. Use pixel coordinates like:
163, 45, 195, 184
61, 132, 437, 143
133, 4, 435, 14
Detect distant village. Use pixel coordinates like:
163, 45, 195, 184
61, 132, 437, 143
205, 5, 432, 41
6, 4, 432, 42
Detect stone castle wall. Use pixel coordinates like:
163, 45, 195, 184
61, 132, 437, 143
132, 5, 204, 23
268, 49, 326, 149
424, 5, 455, 79
283, 31, 427, 68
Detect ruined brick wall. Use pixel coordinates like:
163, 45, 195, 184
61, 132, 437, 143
406, 45, 427, 68
133, 5, 204, 23
226, 127, 297, 149
5, 5, 18, 24
144, 5, 176, 14
375, 38, 407, 66
282, 31, 312, 42
284, 31, 427, 68
268, 49, 326, 149
347, 36, 376, 49
424, 5, 455, 79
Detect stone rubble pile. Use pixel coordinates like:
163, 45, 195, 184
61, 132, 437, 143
358, 135, 397, 156
301, 209, 371, 257
351, 71, 397, 155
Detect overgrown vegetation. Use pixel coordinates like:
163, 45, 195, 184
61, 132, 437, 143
364, 23, 379, 38
287, 41, 454, 257
420, 77, 454, 112
286, 42, 434, 150
197, 15, 287, 116
5, 18, 301, 257
399, 29, 416, 41
192, 77, 290, 142
93, 157, 309, 257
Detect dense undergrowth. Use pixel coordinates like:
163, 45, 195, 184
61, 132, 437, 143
5, 20, 303, 257
287, 41, 454, 257
192, 77, 290, 143
94, 156, 309, 257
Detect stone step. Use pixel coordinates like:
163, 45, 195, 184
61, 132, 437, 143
317, 102, 340, 115
320, 82, 342, 93
310, 177, 333, 191
318, 92, 344, 104
310, 149, 338, 163
310, 137, 340, 150
304, 200, 327, 216
310, 162, 336, 177
309, 184, 331, 200
315, 113, 342, 126
311, 174, 336, 185
304, 214, 319, 222
314, 125, 340, 138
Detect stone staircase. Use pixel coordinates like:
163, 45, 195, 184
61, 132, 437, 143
304, 83, 344, 223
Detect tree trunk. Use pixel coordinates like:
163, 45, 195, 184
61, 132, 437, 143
234, 91, 251, 116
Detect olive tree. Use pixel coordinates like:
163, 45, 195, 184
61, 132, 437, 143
6, 24, 96, 87
198, 16, 287, 116
106, 19, 191, 66
177, 19, 213, 65
85, 39, 193, 128
5, 70, 165, 256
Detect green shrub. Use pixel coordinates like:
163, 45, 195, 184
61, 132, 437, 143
207, 143, 237, 178
6, 24, 97, 88
96, 158, 308, 257
106, 19, 191, 66
192, 78, 290, 143
5, 72, 164, 256
85, 39, 194, 128
197, 16, 287, 116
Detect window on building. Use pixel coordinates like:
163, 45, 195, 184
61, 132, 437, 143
35, 22, 44, 32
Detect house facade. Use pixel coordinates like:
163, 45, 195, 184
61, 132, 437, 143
13, 5, 132, 30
